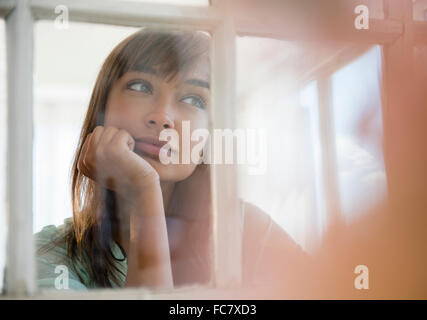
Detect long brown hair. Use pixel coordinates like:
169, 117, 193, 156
38, 29, 212, 288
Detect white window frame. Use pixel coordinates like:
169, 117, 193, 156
1, 0, 426, 299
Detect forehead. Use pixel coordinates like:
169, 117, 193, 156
181, 57, 210, 83
124, 57, 210, 87
138, 49, 210, 80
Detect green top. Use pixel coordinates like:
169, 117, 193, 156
35, 217, 127, 290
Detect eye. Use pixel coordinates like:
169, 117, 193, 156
126, 79, 153, 94
181, 95, 207, 110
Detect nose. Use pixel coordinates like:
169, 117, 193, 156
144, 112, 175, 130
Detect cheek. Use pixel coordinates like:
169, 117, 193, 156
178, 111, 209, 132
104, 99, 138, 128
194, 111, 209, 129
191, 115, 209, 149
175, 113, 209, 151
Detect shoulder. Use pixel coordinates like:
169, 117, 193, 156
34, 218, 72, 265
242, 201, 303, 254
34, 218, 89, 290
241, 201, 312, 288
34, 218, 72, 252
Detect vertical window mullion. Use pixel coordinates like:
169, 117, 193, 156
382, 0, 414, 205
5, 0, 35, 295
317, 76, 341, 229
210, 4, 241, 288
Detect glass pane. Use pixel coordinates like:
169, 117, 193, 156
236, 37, 351, 252
34, 22, 139, 233
236, 38, 328, 292
34, 21, 213, 291
413, 0, 427, 21
236, 36, 389, 293
0, 19, 6, 294
331, 46, 387, 223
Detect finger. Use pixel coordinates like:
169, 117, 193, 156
77, 133, 92, 178
111, 129, 135, 152
100, 126, 119, 146
91, 125, 105, 149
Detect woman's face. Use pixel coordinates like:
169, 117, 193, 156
104, 56, 210, 182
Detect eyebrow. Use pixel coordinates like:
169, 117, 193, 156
133, 66, 210, 90
184, 78, 210, 90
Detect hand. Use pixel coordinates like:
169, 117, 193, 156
77, 126, 160, 202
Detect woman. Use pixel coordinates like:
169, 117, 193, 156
35, 28, 310, 292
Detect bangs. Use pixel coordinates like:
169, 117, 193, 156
116, 29, 210, 82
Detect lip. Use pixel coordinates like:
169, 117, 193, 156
134, 136, 173, 160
